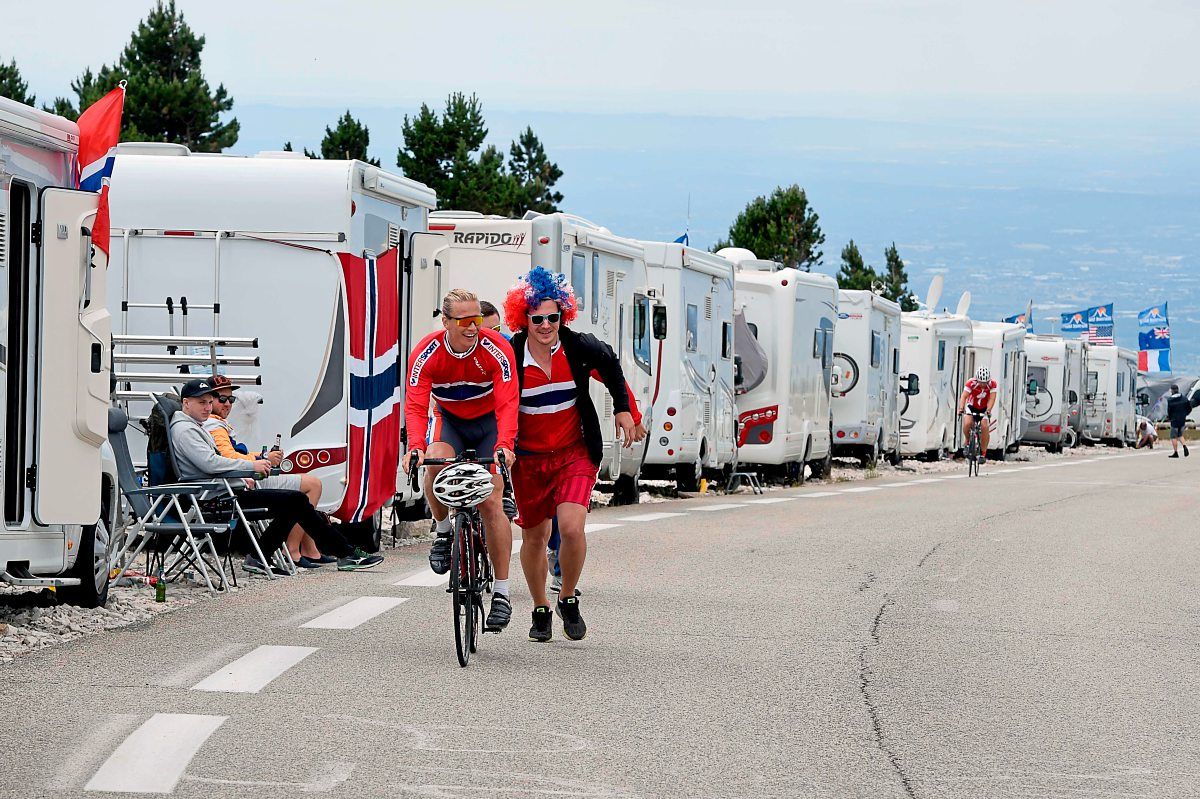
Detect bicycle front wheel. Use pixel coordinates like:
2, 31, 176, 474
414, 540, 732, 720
451, 513, 474, 667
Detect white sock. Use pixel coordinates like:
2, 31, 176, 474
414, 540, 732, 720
434, 517, 451, 534
493, 579, 509, 597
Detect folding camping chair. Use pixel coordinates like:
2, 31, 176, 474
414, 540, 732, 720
108, 406, 238, 595
150, 394, 296, 578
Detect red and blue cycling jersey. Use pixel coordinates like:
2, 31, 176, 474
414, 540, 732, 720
963, 378, 997, 411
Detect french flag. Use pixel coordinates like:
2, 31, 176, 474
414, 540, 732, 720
334, 248, 402, 523
1139, 349, 1171, 373
75, 84, 125, 260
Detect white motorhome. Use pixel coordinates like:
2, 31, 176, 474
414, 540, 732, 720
721, 249, 838, 481
830, 290, 906, 465
1083, 344, 1138, 445
106, 146, 435, 524
967, 321, 1029, 457
0, 97, 118, 605
1022, 335, 1073, 451
637, 242, 737, 489
899, 305, 972, 460
410, 212, 652, 498
1063, 339, 1089, 444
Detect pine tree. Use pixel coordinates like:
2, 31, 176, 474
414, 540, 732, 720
316, 110, 380, 165
882, 242, 918, 311
67, 1, 238, 151
713, 184, 825, 271
836, 240, 879, 291
0, 58, 36, 106
508, 126, 563, 214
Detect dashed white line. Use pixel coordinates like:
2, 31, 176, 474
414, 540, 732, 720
745, 497, 796, 504
301, 597, 408, 630
910, 478, 943, 484
84, 713, 226, 793
618, 512, 686, 522
941, 474, 968, 480
691, 503, 749, 511
192, 645, 318, 694
797, 491, 840, 497
585, 523, 623, 532
394, 568, 446, 588
840, 486, 882, 493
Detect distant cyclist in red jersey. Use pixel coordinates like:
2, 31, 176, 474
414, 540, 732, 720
959, 366, 998, 460
402, 288, 519, 632
503, 267, 643, 643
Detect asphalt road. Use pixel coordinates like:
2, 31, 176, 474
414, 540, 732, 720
0, 448, 1195, 799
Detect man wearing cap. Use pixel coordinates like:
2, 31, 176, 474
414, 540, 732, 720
171, 378, 383, 572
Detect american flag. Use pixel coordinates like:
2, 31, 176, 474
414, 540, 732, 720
333, 249, 402, 524
1086, 324, 1114, 345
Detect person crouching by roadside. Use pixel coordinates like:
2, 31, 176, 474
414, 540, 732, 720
1165, 384, 1196, 458
1136, 418, 1158, 449
503, 267, 643, 642
170, 378, 383, 573
202, 375, 335, 569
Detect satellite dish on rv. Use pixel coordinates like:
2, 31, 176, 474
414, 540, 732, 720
924, 275, 944, 314
955, 291, 972, 317
716, 247, 758, 266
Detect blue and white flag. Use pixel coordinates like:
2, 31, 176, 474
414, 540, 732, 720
1138, 302, 1169, 328
1061, 310, 1088, 333
1139, 348, 1171, 372
1138, 326, 1171, 351
673, 233, 689, 245
1004, 311, 1033, 332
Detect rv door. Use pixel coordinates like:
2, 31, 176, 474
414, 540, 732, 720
33, 188, 108, 526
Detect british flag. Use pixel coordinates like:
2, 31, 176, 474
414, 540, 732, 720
334, 249, 402, 523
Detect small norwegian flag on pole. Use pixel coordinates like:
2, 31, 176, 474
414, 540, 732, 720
75, 82, 125, 261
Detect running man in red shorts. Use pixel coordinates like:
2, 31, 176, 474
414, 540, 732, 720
503, 267, 644, 642
402, 288, 519, 632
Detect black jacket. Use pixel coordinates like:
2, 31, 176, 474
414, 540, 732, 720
1167, 392, 1195, 426
509, 326, 631, 466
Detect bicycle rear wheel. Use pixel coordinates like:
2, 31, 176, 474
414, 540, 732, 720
967, 426, 980, 477
451, 513, 475, 667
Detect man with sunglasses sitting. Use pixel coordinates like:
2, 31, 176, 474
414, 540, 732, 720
402, 288, 520, 632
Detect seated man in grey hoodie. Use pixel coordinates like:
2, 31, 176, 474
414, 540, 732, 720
170, 378, 383, 573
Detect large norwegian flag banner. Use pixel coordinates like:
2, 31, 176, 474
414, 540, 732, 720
75, 84, 125, 260
334, 249, 402, 523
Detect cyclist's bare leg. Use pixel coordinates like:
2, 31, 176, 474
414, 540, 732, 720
479, 480, 511, 581
961, 414, 973, 443
520, 518, 554, 608
422, 442, 454, 523
980, 420, 991, 454
554, 502, 588, 600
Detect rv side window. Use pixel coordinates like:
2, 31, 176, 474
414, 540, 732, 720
1004, 356, 1009, 378
1117, 371, 1125, 396
747, 323, 759, 339
633, 294, 651, 374
686, 304, 698, 352
892, 348, 899, 375
813, 329, 823, 359
937, 340, 946, 371
870, 331, 882, 369
572, 252, 586, 311
1086, 371, 1098, 397
590, 253, 600, 324
721, 322, 733, 359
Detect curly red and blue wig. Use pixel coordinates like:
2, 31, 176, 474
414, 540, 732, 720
503, 266, 579, 332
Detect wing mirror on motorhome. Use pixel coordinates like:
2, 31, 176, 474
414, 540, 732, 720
901, 374, 920, 396
734, 355, 744, 386
1068, 390, 1079, 404
1137, 392, 1149, 406
652, 305, 668, 340
1026, 379, 1039, 396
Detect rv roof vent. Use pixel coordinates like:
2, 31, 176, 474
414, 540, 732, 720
255, 150, 308, 160
715, 247, 757, 265
116, 142, 191, 157
521, 210, 545, 221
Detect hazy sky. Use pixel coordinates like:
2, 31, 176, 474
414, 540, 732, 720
10, 0, 1200, 117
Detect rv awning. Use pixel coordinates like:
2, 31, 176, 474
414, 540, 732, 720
733, 310, 767, 395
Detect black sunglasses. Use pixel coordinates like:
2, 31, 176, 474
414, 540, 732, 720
529, 312, 561, 326
214, 395, 236, 405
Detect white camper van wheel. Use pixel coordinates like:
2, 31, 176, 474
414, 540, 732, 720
1063, 428, 1078, 449
59, 519, 112, 609
674, 460, 702, 493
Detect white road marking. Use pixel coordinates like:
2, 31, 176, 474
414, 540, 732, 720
691, 503, 749, 511
880, 483, 911, 488
394, 568, 447, 587
797, 491, 840, 497
301, 597, 408, 630
192, 645, 317, 693
941, 474, 968, 480
85, 713, 226, 794
585, 523, 623, 532
618, 512, 686, 521
745, 497, 795, 504
910, 478, 943, 484
840, 486, 882, 493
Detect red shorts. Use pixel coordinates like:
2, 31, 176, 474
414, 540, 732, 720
511, 442, 597, 529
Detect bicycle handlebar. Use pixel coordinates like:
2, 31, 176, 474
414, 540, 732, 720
406, 449, 517, 520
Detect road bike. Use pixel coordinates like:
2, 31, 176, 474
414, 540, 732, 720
409, 449, 515, 667
964, 410, 987, 477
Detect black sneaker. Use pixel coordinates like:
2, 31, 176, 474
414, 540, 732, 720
243, 555, 288, 577
529, 606, 553, 642
1185, 445, 1191, 457
556, 596, 587, 641
485, 593, 512, 631
337, 548, 384, 571
1170, 453, 1180, 458
428, 531, 452, 575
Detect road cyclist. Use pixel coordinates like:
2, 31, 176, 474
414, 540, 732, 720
401, 288, 520, 633
502, 267, 644, 642
958, 366, 998, 473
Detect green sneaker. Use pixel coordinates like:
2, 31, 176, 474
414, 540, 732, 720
337, 548, 384, 571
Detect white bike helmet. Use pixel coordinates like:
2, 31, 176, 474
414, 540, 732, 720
975, 366, 991, 383
431, 462, 494, 508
